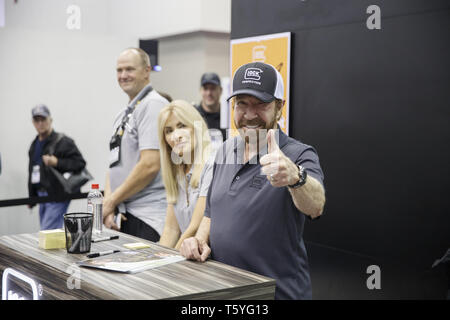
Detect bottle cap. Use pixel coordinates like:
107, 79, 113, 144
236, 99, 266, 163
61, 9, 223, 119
92, 184, 99, 189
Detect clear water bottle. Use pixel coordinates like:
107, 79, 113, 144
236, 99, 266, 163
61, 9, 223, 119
87, 184, 103, 235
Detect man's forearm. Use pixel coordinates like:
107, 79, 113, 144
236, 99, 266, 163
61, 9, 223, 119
195, 217, 211, 244
104, 171, 111, 197
288, 176, 325, 219
111, 160, 159, 205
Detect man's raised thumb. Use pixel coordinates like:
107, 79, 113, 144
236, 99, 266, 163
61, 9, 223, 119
267, 129, 280, 153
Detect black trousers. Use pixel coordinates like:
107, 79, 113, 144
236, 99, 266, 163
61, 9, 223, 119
120, 212, 160, 242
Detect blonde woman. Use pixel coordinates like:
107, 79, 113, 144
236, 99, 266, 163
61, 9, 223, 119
158, 100, 213, 250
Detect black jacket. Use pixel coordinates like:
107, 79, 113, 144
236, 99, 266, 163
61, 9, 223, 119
195, 103, 227, 141
28, 130, 86, 198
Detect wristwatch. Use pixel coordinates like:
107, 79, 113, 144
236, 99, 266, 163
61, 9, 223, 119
288, 165, 307, 189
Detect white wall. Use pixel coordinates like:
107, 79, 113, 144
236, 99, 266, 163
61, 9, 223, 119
0, 0, 230, 236
151, 32, 230, 104
109, 0, 230, 38
2, 0, 230, 36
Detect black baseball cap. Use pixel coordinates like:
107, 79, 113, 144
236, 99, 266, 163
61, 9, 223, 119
227, 62, 284, 103
32, 104, 51, 118
201, 72, 221, 87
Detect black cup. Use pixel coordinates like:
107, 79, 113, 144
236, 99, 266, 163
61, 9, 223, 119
63, 212, 93, 254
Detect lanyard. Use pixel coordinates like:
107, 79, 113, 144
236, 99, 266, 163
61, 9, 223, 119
113, 85, 153, 138
109, 85, 153, 168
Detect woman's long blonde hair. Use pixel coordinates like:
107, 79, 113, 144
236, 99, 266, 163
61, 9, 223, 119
158, 100, 211, 204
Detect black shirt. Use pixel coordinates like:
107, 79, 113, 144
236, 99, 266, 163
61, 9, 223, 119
195, 103, 227, 141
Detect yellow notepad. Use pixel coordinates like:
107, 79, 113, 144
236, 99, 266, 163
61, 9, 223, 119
39, 229, 66, 249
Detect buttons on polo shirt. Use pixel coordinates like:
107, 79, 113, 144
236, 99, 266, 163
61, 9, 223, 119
231, 175, 240, 186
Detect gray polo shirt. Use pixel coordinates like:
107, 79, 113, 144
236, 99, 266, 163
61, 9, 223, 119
109, 85, 168, 235
205, 130, 324, 300
173, 161, 213, 233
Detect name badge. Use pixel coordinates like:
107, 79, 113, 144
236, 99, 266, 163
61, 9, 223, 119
109, 146, 120, 166
31, 165, 40, 184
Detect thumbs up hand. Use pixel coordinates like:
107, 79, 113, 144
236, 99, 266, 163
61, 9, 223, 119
260, 129, 301, 187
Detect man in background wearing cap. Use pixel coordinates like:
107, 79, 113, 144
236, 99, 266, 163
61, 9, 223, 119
180, 62, 326, 299
195, 72, 227, 142
102, 48, 168, 242
28, 104, 87, 230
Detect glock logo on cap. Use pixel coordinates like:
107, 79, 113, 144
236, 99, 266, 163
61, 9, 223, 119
244, 68, 263, 81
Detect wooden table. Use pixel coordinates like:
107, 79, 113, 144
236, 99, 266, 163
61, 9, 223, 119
0, 230, 275, 300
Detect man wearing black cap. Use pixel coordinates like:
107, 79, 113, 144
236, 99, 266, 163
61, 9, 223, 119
28, 104, 87, 230
180, 62, 326, 300
195, 72, 226, 141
